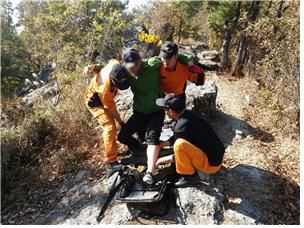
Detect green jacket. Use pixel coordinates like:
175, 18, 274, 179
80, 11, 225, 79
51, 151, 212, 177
127, 55, 189, 114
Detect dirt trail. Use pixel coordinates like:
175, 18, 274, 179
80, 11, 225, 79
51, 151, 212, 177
207, 72, 299, 224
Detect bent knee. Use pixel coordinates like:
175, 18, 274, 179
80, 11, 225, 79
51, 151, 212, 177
173, 138, 189, 153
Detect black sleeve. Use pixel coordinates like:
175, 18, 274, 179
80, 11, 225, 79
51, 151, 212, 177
169, 132, 187, 146
170, 118, 189, 146
169, 135, 176, 146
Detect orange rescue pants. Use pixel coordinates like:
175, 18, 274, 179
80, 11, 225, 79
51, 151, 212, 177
96, 111, 118, 163
174, 138, 222, 175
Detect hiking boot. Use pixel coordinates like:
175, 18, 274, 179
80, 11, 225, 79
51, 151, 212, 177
143, 172, 154, 185
106, 161, 123, 172
175, 172, 201, 188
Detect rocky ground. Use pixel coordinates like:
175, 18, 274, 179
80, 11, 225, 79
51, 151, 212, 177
1, 70, 299, 225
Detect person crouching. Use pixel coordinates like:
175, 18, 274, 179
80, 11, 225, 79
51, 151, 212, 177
155, 94, 225, 187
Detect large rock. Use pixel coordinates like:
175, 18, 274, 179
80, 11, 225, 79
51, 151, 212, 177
175, 184, 224, 224
198, 60, 219, 71
191, 43, 209, 51
186, 80, 218, 118
197, 50, 219, 61
179, 45, 197, 60
48, 171, 138, 225
21, 82, 59, 106
15, 64, 55, 97
115, 89, 133, 122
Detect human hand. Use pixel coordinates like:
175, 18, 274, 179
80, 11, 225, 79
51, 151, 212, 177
88, 92, 103, 108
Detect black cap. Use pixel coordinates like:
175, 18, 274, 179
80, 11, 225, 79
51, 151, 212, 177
156, 93, 186, 112
110, 64, 130, 90
159, 41, 178, 59
122, 48, 141, 68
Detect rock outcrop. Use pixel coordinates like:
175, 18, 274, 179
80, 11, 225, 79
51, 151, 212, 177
179, 44, 220, 71
197, 50, 220, 61
36, 164, 269, 225
198, 59, 219, 70
15, 63, 56, 97
186, 80, 218, 118
21, 82, 59, 106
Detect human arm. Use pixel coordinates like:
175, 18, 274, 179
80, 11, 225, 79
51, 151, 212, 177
155, 154, 175, 167
159, 140, 171, 148
99, 78, 123, 124
109, 107, 124, 126
188, 64, 205, 86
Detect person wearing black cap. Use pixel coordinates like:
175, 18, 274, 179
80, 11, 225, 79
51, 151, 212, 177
118, 48, 192, 184
84, 59, 130, 172
159, 41, 205, 101
155, 94, 225, 187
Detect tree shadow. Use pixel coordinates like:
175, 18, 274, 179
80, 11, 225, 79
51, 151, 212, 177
208, 110, 275, 148
198, 164, 299, 224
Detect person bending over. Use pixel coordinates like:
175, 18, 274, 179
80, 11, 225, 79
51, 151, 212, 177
84, 60, 129, 171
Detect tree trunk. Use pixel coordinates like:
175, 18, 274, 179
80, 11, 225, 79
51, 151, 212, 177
177, 18, 183, 43
231, 1, 261, 76
220, 21, 232, 68
231, 33, 246, 76
220, 1, 241, 69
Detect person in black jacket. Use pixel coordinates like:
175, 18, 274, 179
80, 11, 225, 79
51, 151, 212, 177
155, 94, 225, 187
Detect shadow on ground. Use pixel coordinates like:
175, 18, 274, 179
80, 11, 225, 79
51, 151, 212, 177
209, 110, 275, 148
213, 164, 300, 224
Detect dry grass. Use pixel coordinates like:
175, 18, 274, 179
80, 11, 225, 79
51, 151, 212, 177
1, 69, 106, 199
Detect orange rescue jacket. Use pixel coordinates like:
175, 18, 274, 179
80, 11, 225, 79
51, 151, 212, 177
84, 59, 119, 118
159, 61, 198, 96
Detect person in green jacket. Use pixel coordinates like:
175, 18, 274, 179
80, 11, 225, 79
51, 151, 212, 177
117, 48, 163, 184
118, 48, 190, 184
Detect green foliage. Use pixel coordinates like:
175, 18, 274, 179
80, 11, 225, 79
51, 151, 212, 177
18, 0, 131, 68
1, 0, 36, 98
207, 1, 240, 31
1, 0, 131, 98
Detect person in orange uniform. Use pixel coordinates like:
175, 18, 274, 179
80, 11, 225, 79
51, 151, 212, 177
159, 41, 205, 100
155, 94, 225, 187
84, 60, 130, 171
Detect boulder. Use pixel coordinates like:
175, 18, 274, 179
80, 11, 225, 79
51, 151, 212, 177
21, 82, 59, 106
55, 172, 138, 225
123, 24, 147, 48
179, 45, 197, 60
38, 66, 53, 83
175, 184, 224, 224
191, 43, 209, 51
197, 50, 219, 61
198, 60, 219, 71
115, 89, 133, 122
186, 80, 218, 118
